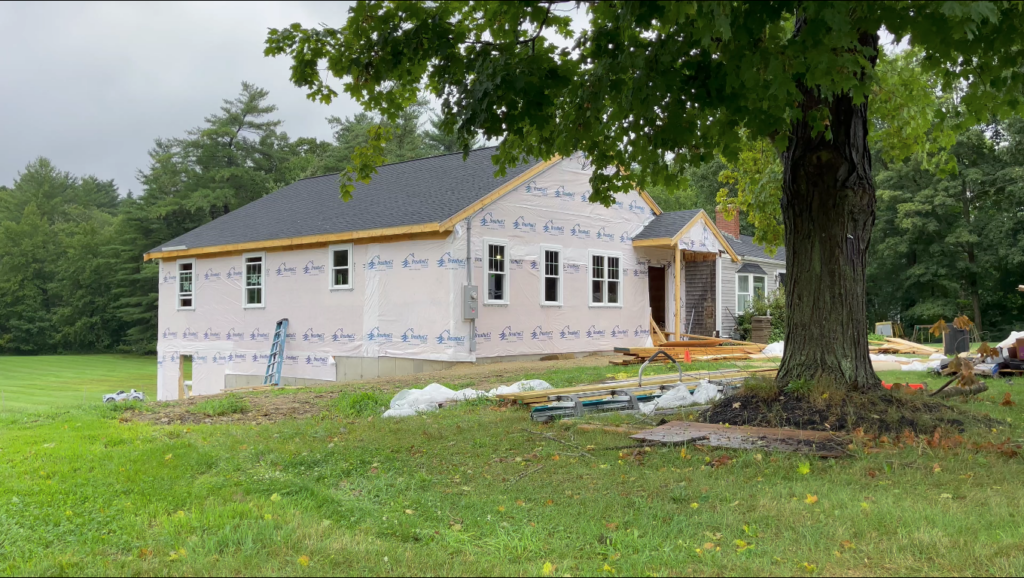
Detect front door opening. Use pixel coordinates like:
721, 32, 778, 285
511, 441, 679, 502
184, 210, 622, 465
647, 266, 666, 331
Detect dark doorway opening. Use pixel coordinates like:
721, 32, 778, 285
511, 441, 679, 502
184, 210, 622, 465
648, 266, 666, 331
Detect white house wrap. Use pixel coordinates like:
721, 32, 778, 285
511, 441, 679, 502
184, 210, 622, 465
147, 149, 783, 400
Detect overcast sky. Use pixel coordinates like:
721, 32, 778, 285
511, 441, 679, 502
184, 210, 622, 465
0, 1, 360, 195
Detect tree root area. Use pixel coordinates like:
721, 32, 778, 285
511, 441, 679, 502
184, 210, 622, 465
699, 389, 996, 436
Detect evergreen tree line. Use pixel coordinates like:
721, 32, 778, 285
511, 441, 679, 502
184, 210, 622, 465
0, 83, 477, 354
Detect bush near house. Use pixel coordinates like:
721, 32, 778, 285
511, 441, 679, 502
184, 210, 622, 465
736, 288, 786, 343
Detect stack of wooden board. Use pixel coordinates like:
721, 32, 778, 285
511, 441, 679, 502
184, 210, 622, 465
869, 337, 937, 356
496, 367, 778, 407
610, 333, 769, 365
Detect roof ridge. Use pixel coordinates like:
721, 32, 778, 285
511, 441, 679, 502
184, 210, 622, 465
290, 145, 501, 184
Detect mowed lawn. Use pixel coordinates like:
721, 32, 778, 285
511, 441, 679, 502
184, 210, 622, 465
1, 356, 1023, 575
0, 355, 160, 412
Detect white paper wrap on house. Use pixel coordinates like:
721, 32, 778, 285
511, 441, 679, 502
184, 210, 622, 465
154, 156, 657, 399
677, 219, 720, 253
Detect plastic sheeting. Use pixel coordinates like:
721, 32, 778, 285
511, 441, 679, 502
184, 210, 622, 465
762, 342, 784, 357
155, 155, 658, 400
997, 331, 1024, 351
382, 379, 552, 418
638, 380, 720, 415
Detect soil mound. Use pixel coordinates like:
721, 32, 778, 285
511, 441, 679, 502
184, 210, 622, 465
699, 387, 992, 436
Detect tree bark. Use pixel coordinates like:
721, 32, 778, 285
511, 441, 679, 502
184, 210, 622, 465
776, 31, 882, 394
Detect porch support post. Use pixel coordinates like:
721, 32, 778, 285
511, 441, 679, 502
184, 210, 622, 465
674, 243, 681, 341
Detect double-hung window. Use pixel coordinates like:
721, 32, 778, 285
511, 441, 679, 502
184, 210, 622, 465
540, 245, 562, 305
736, 274, 766, 313
589, 251, 622, 306
243, 253, 265, 307
485, 239, 508, 304
329, 244, 353, 290
176, 259, 195, 310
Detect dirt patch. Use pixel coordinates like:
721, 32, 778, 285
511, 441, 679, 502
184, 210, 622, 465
699, 389, 994, 436
126, 353, 634, 426
128, 392, 337, 426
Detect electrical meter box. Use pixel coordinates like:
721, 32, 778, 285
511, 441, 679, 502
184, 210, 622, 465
463, 284, 479, 319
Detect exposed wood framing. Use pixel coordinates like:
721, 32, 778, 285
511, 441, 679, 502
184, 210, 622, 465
674, 243, 682, 342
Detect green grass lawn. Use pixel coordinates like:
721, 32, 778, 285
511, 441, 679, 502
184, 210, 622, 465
0, 355, 162, 413
0, 353, 1022, 576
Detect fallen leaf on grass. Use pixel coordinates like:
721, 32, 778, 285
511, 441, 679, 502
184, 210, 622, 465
840, 540, 855, 550
451, 524, 462, 531
703, 542, 716, 550
165, 454, 173, 461
805, 494, 818, 505
270, 494, 281, 502
516, 500, 525, 506
932, 463, 942, 474
552, 455, 560, 461
498, 506, 505, 512
404, 509, 415, 515
690, 503, 699, 509
797, 462, 811, 475
602, 563, 616, 573
138, 548, 153, 560
542, 562, 555, 576
298, 555, 310, 567
1001, 392, 1016, 407
735, 539, 752, 551
801, 562, 817, 573
546, 500, 554, 506
605, 523, 618, 531
940, 493, 953, 499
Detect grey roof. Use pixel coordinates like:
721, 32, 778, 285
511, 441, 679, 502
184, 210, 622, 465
148, 147, 538, 254
726, 234, 785, 263
630, 209, 702, 240
737, 262, 767, 274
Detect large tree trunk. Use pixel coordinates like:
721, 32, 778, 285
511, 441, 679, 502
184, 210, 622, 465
777, 31, 881, 393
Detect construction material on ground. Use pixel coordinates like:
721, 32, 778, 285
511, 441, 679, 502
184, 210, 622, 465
751, 316, 772, 344
528, 378, 739, 422
881, 381, 925, 391
263, 318, 289, 387
496, 367, 777, 406
630, 421, 847, 457
869, 337, 937, 356
871, 352, 946, 371
612, 345, 768, 365
761, 341, 784, 357
383, 379, 552, 418
932, 383, 989, 398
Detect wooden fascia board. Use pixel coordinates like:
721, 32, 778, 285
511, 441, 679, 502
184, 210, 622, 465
631, 238, 674, 248
740, 255, 786, 266
637, 189, 663, 215
669, 210, 740, 262
438, 156, 561, 231
143, 223, 444, 262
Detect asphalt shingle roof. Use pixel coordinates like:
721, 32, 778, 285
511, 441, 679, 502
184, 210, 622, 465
148, 147, 538, 254
726, 234, 785, 263
630, 209, 702, 240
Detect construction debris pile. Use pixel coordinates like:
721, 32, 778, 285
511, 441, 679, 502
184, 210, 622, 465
495, 367, 777, 422
611, 333, 769, 366
869, 337, 937, 356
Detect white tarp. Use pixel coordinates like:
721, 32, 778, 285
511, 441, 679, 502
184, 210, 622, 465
638, 380, 720, 415
997, 331, 1024, 351
382, 379, 552, 418
155, 155, 658, 399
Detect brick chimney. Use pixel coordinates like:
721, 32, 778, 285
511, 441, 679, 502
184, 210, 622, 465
715, 206, 741, 240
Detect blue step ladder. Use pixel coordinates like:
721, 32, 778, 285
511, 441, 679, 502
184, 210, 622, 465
263, 318, 289, 387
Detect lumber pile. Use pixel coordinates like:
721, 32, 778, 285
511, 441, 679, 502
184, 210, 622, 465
869, 337, 937, 356
496, 367, 778, 407
611, 332, 769, 365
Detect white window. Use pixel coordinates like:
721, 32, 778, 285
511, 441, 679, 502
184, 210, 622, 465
485, 239, 508, 304
589, 251, 622, 307
736, 273, 766, 313
329, 244, 353, 290
243, 252, 265, 308
176, 259, 195, 310
540, 245, 562, 305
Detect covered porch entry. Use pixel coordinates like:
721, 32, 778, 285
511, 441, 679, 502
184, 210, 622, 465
632, 209, 740, 341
